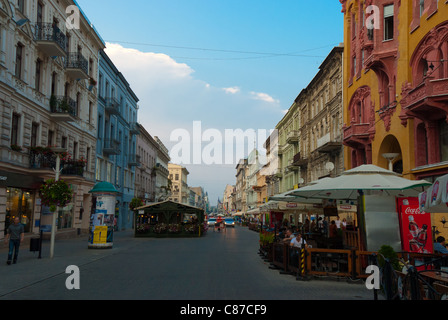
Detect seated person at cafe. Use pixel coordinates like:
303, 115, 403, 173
281, 229, 294, 244
290, 232, 309, 249
434, 236, 448, 254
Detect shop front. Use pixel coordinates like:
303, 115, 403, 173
5, 187, 35, 234
0, 170, 42, 236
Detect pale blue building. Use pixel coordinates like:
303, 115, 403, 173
96, 50, 140, 231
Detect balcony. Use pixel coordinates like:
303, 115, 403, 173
105, 97, 120, 115
292, 152, 308, 168
315, 133, 343, 154
34, 23, 67, 57
286, 158, 300, 171
401, 77, 448, 122
128, 154, 141, 167
49, 95, 77, 122
286, 130, 299, 144
103, 139, 121, 155
277, 144, 287, 155
129, 122, 140, 135
343, 123, 372, 148
29, 150, 84, 177
65, 53, 89, 79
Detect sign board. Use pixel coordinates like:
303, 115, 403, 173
397, 197, 433, 254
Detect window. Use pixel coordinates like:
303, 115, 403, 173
48, 130, 54, 147
65, 33, 71, 53
96, 158, 102, 181
89, 58, 94, 76
61, 136, 67, 149
116, 166, 121, 186
11, 113, 20, 146
86, 147, 91, 171
97, 115, 102, 139
31, 123, 38, 147
175, 174, 179, 181
384, 5, 394, 41
88, 101, 92, 124
99, 73, 103, 97
51, 72, 57, 96
106, 162, 112, 183
73, 141, 78, 160
76, 92, 81, 117
17, 0, 25, 14
35, 59, 41, 91
37, 2, 43, 24
420, 0, 425, 17
15, 43, 24, 79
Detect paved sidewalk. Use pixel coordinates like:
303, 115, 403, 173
0, 230, 138, 297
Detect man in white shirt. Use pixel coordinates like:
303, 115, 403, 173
335, 216, 342, 229
290, 233, 308, 249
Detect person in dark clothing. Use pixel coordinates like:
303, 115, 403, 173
4, 217, 24, 265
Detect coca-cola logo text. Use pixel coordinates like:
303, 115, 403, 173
404, 206, 425, 215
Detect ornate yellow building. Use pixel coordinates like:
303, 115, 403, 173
341, 0, 448, 180
341, 0, 448, 239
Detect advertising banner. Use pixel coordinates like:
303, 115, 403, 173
89, 195, 115, 248
398, 197, 433, 254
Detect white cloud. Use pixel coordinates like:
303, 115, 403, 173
105, 42, 194, 83
249, 91, 280, 104
222, 86, 240, 94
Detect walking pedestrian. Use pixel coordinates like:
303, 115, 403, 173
4, 217, 24, 265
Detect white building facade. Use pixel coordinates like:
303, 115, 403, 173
0, 0, 104, 239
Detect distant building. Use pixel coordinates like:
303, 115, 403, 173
154, 137, 171, 202
168, 163, 189, 204
135, 125, 158, 204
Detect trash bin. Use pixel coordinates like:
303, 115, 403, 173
30, 238, 41, 252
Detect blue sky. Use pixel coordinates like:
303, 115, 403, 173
76, 0, 345, 205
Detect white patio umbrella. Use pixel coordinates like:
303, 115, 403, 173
268, 191, 323, 204
286, 165, 431, 200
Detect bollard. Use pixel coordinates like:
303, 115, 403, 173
297, 245, 308, 281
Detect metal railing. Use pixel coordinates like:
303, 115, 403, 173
34, 23, 66, 53
49, 95, 77, 117
65, 52, 88, 75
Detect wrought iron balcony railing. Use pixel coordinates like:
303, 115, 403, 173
49, 95, 77, 120
34, 23, 67, 56
65, 52, 89, 78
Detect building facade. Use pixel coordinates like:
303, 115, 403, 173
135, 125, 158, 204
0, 0, 104, 239
276, 46, 344, 193
341, 0, 448, 239
153, 136, 171, 202
222, 184, 235, 214
235, 158, 248, 213
341, 0, 448, 179
96, 50, 139, 231
245, 149, 263, 211
168, 163, 189, 204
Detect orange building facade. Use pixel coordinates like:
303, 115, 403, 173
341, 0, 448, 182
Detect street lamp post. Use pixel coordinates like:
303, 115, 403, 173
50, 147, 66, 259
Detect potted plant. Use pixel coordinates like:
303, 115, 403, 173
10, 144, 23, 152
59, 98, 71, 113
39, 179, 73, 212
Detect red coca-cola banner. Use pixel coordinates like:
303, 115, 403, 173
398, 197, 433, 254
